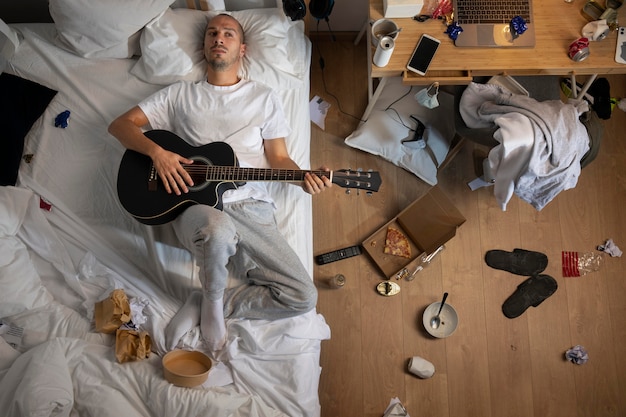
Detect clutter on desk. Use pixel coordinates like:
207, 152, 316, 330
568, 37, 591, 62
371, 18, 400, 47
582, 19, 610, 41
374, 35, 395, 67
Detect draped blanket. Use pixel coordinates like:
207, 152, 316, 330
460, 82, 590, 210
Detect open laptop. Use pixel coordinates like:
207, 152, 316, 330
453, 0, 536, 47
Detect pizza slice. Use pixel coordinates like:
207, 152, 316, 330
384, 226, 411, 259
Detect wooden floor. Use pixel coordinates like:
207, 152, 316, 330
310, 37, 626, 417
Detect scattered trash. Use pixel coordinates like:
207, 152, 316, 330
565, 345, 589, 365
562, 251, 603, 277
408, 356, 435, 379
597, 238, 622, 257
383, 397, 409, 417
55, 110, 71, 128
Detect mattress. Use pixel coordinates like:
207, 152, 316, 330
0, 9, 329, 417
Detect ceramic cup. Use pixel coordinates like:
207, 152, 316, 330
371, 18, 399, 47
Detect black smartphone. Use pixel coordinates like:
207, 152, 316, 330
406, 34, 441, 76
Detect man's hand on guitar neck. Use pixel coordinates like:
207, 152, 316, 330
302, 167, 332, 195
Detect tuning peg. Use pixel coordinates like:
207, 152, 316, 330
345, 189, 351, 195
366, 191, 373, 196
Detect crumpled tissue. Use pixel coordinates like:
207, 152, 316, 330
383, 397, 409, 417
597, 239, 622, 257
565, 345, 589, 365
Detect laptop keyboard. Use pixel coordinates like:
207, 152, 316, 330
455, 0, 531, 24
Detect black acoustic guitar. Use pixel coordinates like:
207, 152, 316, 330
117, 130, 382, 225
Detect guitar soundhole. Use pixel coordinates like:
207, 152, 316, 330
187, 156, 212, 192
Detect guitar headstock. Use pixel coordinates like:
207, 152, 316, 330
331, 169, 382, 193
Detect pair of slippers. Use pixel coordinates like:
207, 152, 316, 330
485, 249, 558, 319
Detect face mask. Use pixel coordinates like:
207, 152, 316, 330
415, 82, 439, 109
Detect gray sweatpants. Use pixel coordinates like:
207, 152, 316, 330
172, 199, 317, 320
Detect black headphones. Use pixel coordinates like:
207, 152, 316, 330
283, 0, 334, 21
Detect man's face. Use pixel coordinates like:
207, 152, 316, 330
203, 15, 246, 72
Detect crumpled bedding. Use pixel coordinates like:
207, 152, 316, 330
0, 20, 329, 417
460, 82, 591, 210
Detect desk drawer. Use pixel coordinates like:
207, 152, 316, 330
402, 70, 473, 85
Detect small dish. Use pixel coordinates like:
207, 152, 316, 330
422, 302, 458, 338
162, 350, 213, 387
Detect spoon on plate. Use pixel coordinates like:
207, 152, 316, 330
430, 292, 449, 329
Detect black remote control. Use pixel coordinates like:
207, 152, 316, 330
315, 245, 362, 265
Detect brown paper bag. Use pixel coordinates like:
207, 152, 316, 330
115, 328, 152, 363
94, 289, 131, 334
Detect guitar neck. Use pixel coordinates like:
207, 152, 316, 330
192, 166, 332, 183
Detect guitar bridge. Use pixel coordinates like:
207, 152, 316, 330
148, 165, 158, 192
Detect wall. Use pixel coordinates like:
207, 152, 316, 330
0, 0, 366, 30
307, 0, 368, 32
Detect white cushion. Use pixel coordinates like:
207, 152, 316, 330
130, 8, 308, 89
49, 0, 174, 58
344, 77, 456, 186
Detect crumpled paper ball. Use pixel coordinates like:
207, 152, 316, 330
565, 345, 589, 365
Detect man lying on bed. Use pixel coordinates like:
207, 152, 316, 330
108, 13, 331, 352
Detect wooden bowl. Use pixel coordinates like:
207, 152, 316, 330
162, 350, 213, 387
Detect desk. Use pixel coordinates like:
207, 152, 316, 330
365, 0, 626, 104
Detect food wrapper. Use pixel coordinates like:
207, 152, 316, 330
562, 251, 603, 277
115, 328, 152, 363
94, 289, 131, 334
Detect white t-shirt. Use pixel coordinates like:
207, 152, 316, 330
139, 79, 292, 203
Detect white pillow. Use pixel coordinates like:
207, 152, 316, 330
344, 77, 456, 186
49, 0, 174, 58
131, 8, 308, 89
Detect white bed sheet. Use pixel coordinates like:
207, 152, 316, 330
0, 21, 329, 417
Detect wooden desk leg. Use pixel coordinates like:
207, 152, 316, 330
578, 74, 597, 100
354, 19, 370, 45
360, 77, 389, 124
569, 73, 598, 102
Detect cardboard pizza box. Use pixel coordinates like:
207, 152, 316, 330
362, 186, 465, 279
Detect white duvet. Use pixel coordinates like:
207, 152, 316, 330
0, 18, 329, 417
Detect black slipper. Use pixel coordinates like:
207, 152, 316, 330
484, 248, 548, 276
588, 77, 612, 120
502, 274, 558, 318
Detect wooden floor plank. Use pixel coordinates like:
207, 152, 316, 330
310, 37, 626, 417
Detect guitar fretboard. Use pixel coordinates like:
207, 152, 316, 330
186, 165, 332, 182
